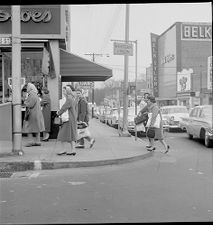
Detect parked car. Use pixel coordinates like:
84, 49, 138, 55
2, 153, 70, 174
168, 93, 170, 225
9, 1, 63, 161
107, 108, 123, 128
118, 106, 145, 135
181, 105, 213, 148
160, 105, 189, 131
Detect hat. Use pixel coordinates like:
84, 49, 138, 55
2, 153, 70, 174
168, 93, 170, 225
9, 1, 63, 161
148, 95, 156, 103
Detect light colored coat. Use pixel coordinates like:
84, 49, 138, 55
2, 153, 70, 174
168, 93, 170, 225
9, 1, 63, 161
57, 95, 77, 142
40, 93, 51, 132
23, 91, 45, 133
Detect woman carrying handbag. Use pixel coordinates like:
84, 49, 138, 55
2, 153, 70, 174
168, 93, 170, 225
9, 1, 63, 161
145, 96, 170, 153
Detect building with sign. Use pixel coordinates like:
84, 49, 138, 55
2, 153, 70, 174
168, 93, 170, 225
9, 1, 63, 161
0, 5, 112, 138
150, 22, 212, 108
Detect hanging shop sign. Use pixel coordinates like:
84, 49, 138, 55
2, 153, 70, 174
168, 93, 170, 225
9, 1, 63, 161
78, 81, 94, 89
207, 56, 212, 90
177, 69, 193, 93
0, 37, 11, 46
0, 5, 61, 36
150, 33, 159, 97
113, 42, 133, 56
181, 23, 212, 41
8, 77, 26, 89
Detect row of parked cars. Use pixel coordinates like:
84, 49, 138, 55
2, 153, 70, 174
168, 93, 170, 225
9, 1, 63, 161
96, 104, 213, 148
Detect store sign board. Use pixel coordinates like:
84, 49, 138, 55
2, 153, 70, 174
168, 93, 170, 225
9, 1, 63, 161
181, 23, 212, 41
207, 56, 212, 90
0, 6, 60, 35
78, 81, 94, 89
150, 33, 159, 97
113, 42, 133, 56
177, 69, 193, 92
0, 37, 11, 45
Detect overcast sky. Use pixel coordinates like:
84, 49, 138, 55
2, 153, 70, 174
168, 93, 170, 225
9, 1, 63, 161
69, 3, 212, 87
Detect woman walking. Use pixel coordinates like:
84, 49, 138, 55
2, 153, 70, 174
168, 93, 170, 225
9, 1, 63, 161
23, 83, 45, 147
56, 86, 77, 156
40, 87, 51, 141
146, 95, 170, 153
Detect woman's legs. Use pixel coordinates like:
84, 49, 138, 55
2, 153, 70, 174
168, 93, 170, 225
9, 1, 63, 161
43, 131, 49, 140
35, 133, 41, 144
159, 139, 169, 153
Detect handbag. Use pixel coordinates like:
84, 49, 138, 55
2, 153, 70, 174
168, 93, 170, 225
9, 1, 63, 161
54, 116, 62, 125
146, 127, 155, 138
24, 108, 30, 121
134, 112, 148, 125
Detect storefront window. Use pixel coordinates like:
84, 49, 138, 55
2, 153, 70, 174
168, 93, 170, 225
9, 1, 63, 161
0, 50, 45, 104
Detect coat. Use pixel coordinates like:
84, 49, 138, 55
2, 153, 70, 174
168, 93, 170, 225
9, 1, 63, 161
148, 103, 164, 140
57, 95, 77, 142
77, 97, 89, 123
40, 93, 51, 132
23, 91, 45, 133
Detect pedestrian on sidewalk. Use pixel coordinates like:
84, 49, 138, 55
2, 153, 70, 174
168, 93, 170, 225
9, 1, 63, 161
23, 83, 45, 147
40, 87, 51, 141
75, 89, 95, 149
56, 86, 77, 156
145, 95, 170, 153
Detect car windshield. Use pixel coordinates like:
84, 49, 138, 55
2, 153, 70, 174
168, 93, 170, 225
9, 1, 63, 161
161, 107, 188, 114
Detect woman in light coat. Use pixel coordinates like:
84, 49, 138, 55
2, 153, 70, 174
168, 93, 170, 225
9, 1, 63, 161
56, 86, 77, 156
23, 83, 45, 147
40, 87, 51, 141
146, 95, 170, 153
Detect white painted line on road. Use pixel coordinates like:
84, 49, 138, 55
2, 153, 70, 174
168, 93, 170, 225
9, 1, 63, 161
197, 171, 204, 175
34, 160, 42, 170
68, 181, 86, 185
28, 172, 40, 179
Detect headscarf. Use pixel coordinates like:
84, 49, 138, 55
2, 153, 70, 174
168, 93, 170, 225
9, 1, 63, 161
27, 83, 38, 94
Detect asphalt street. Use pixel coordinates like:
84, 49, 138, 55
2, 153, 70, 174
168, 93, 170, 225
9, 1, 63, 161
1, 132, 213, 223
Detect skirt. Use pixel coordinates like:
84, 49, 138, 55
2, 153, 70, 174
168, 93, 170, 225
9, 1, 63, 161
57, 121, 77, 142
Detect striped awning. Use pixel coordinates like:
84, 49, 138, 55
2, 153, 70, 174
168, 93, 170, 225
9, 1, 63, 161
60, 49, 113, 82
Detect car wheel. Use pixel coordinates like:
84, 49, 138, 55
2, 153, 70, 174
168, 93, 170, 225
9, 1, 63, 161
204, 131, 211, 148
188, 133, 193, 139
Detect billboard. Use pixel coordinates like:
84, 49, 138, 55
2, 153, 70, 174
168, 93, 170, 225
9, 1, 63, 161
207, 56, 212, 90
177, 69, 192, 92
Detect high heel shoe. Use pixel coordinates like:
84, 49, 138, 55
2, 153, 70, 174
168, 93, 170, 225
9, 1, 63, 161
66, 152, 76, 156
164, 145, 170, 154
147, 147, 156, 151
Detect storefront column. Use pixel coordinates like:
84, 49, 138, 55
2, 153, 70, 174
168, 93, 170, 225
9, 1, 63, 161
48, 40, 60, 111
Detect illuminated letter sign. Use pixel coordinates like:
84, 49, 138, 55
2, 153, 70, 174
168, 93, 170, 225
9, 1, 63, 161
150, 33, 159, 97
181, 23, 212, 41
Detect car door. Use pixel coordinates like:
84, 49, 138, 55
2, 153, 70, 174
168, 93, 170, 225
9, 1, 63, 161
188, 108, 198, 135
191, 108, 201, 136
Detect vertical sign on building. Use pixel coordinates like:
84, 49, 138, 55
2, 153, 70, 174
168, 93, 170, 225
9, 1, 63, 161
207, 56, 212, 90
150, 33, 159, 97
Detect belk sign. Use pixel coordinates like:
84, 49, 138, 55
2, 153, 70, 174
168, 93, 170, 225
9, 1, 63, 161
181, 23, 212, 41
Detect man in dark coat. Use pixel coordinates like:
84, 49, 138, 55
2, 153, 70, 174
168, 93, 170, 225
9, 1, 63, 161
75, 89, 95, 149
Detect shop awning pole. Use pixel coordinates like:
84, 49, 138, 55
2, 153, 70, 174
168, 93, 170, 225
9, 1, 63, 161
2, 54, 5, 103
12, 6, 23, 155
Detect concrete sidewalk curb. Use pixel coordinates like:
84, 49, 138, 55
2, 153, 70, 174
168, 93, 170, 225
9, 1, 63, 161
0, 151, 153, 172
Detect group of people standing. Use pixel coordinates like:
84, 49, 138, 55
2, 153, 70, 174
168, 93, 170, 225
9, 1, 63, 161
22, 82, 95, 157
136, 92, 170, 154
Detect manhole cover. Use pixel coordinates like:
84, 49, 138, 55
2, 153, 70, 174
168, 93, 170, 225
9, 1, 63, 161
0, 171, 13, 178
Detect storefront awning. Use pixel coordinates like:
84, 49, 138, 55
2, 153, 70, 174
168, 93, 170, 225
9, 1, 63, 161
60, 49, 113, 82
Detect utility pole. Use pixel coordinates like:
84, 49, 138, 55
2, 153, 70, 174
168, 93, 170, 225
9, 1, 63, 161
84, 53, 109, 118
12, 6, 23, 155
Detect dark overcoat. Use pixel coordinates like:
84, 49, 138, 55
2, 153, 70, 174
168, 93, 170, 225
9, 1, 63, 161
57, 95, 77, 142
23, 91, 45, 133
40, 93, 51, 132
77, 97, 89, 123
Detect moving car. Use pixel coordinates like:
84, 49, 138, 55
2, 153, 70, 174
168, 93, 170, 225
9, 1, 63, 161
160, 105, 189, 131
181, 105, 213, 148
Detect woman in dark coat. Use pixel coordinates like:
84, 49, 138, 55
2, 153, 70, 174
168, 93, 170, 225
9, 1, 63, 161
146, 96, 170, 153
23, 83, 45, 147
40, 87, 51, 141
56, 86, 77, 156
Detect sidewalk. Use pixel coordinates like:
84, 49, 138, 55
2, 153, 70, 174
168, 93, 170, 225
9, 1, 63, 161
0, 118, 152, 172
